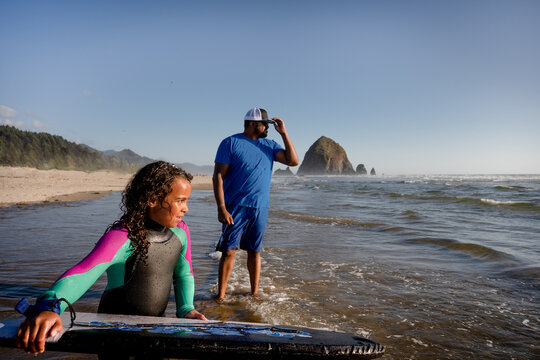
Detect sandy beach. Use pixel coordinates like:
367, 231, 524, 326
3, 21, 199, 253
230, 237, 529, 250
0, 167, 213, 207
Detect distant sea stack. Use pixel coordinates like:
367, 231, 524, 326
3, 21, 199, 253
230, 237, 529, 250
356, 164, 367, 175
370, 168, 376, 175
297, 136, 355, 175
274, 167, 294, 176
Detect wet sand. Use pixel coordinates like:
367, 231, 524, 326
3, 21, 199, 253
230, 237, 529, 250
0, 167, 212, 207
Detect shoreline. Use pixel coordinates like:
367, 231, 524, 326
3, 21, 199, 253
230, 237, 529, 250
0, 167, 213, 208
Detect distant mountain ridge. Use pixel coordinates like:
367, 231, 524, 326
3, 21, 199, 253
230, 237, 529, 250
176, 162, 213, 176
103, 150, 213, 175
103, 149, 155, 166
0, 125, 212, 173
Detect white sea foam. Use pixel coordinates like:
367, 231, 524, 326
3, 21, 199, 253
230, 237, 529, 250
411, 338, 429, 347
520, 319, 538, 331
397, 174, 540, 183
355, 328, 371, 338
480, 198, 519, 205
495, 185, 516, 190
349, 269, 364, 279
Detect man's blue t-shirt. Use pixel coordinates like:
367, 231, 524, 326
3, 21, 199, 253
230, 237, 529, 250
215, 133, 284, 209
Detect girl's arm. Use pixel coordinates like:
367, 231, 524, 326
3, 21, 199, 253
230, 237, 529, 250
36, 228, 132, 311
171, 223, 206, 320
16, 228, 132, 353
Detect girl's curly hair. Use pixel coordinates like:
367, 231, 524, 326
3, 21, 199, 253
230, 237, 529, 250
110, 161, 192, 260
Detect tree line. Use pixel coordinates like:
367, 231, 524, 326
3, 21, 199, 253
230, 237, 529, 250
0, 125, 147, 172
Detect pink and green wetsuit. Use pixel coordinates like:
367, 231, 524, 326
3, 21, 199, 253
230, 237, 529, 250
36, 220, 195, 318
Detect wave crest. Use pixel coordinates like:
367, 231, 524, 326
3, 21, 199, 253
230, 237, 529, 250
388, 193, 540, 212
406, 238, 516, 262
271, 211, 382, 228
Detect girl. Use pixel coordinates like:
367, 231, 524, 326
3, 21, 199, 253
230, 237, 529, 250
16, 161, 206, 354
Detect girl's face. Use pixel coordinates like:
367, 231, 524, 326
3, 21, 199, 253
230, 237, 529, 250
148, 177, 191, 228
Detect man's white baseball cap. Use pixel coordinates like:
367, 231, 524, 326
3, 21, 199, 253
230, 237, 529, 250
244, 108, 276, 124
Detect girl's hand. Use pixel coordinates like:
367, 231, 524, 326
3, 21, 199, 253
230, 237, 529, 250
184, 309, 207, 321
16, 311, 63, 354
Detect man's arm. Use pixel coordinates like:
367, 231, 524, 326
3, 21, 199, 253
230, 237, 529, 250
272, 118, 299, 166
212, 162, 234, 225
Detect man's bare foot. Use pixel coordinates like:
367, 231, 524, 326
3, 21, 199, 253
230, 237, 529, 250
214, 295, 225, 304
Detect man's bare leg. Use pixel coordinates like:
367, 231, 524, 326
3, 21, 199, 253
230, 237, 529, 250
217, 249, 237, 301
247, 250, 261, 296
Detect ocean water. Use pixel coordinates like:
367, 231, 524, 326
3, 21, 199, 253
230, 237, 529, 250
1, 174, 539, 359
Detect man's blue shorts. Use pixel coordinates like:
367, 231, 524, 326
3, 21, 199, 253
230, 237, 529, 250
216, 205, 268, 252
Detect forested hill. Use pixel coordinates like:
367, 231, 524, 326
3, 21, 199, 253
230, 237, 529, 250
0, 125, 154, 171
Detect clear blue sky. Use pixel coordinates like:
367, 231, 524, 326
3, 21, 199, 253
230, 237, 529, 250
1, 0, 539, 174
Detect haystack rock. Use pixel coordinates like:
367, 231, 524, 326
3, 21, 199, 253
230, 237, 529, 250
370, 168, 376, 175
274, 167, 294, 176
297, 136, 355, 175
356, 164, 367, 175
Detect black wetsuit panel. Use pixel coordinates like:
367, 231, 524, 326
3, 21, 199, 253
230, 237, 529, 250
98, 225, 182, 317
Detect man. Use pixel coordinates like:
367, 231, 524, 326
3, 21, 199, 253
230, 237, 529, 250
213, 107, 298, 301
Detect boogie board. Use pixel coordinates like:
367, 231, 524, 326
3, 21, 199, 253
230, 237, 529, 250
0, 312, 385, 359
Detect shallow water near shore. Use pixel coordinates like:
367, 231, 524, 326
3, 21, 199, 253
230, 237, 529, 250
1, 175, 539, 359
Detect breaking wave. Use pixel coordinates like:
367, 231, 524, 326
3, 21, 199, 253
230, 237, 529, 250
388, 193, 540, 212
